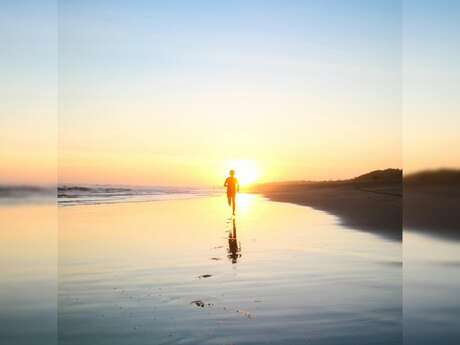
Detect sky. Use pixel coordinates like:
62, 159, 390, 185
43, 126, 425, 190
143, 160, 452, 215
1, 1, 457, 186
0, 0, 57, 185
403, 0, 460, 174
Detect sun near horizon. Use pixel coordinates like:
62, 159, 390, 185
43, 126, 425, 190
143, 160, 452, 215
9, 0, 460, 188
223, 160, 259, 187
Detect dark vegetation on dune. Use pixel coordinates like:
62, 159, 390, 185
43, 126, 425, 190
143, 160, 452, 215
249, 168, 402, 189
404, 168, 460, 185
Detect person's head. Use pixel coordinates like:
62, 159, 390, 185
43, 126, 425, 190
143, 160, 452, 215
229, 169, 235, 177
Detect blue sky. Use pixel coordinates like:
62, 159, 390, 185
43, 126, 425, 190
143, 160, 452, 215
54, 0, 405, 185
1, 1, 458, 184
0, 0, 57, 184
403, 0, 460, 171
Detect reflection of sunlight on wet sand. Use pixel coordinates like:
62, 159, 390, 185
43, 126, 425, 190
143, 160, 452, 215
60, 195, 391, 267
59, 196, 402, 344
235, 193, 255, 216
0, 204, 57, 345
0, 205, 56, 278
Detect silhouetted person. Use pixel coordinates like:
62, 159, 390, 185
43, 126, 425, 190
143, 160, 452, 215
224, 170, 239, 215
227, 218, 241, 264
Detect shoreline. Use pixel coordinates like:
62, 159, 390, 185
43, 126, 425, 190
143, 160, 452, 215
248, 183, 402, 241
404, 184, 460, 241
247, 169, 402, 241
248, 169, 460, 242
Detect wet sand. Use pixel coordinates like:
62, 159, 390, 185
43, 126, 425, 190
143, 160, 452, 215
248, 169, 460, 242
58, 195, 402, 345
404, 170, 460, 240
0, 204, 57, 345
404, 231, 460, 345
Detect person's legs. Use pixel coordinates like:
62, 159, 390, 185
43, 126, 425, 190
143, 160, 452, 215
231, 194, 236, 214
227, 192, 233, 206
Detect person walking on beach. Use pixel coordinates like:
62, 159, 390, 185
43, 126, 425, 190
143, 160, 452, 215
224, 170, 239, 215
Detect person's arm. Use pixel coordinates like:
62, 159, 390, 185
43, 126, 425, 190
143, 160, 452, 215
237, 179, 240, 192
224, 178, 228, 187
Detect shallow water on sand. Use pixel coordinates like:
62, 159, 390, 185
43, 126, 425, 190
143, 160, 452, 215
0, 204, 57, 345
404, 231, 460, 345
58, 194, 402, 345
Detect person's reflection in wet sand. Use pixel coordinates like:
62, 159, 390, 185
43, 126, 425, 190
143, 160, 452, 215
227, 218, 242, 264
